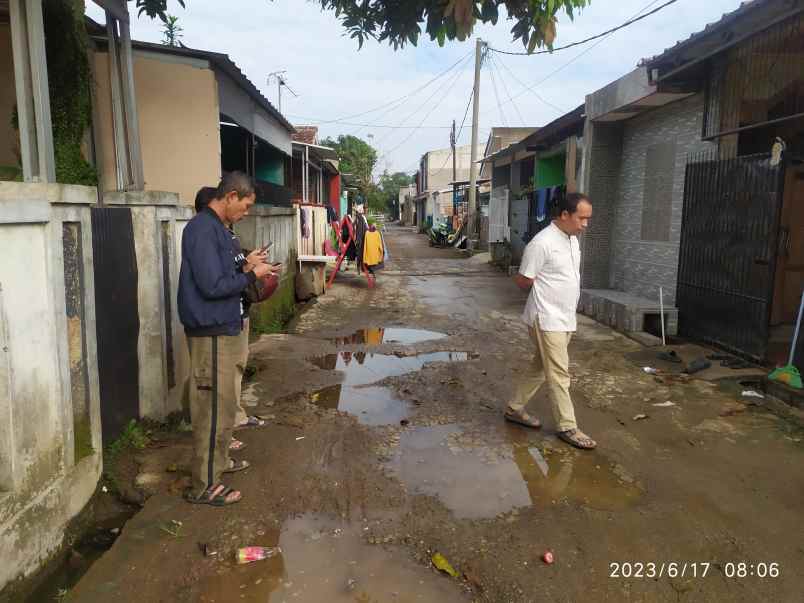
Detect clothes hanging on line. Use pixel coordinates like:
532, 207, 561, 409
363, 227, 384, 270
354, 213, 369, 271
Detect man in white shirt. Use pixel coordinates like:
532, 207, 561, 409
505, 193, 596, 450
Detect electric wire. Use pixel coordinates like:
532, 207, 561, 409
489, 0, 666, 111
489, 0, 680, 56
489, 53, 527, 126
487, 54, 509, 127
491, 51, 567, 115
289, 49, 473, 125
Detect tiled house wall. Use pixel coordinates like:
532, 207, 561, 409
581, 121, 623, 290
610, 93, 713, 305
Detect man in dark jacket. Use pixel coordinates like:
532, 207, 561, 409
179, 172, 273, 506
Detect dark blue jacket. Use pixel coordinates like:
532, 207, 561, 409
178, 208, 256, 337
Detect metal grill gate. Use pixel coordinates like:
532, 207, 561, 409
677, 151, 786, 360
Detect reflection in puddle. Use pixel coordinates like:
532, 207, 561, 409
328, 327, 447, 346
310, 352, 468, 425
390, 425, 642, 519
199, 515, 466, 603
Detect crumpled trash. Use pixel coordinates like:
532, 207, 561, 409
542, 550, 554, 564
633, 414, 649, 421
652, 401, 676, 408
432, 552, 459, 578
741, 390, 765, 399
643, 367, 659, 375
236, 546, 282, 564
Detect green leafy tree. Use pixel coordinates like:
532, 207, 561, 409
320, 135, 378, 196
161, 14, 183, 46
135, 0, 590, 52
379, 171, 414, 215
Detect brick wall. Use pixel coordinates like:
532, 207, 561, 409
610, 93, 714, 306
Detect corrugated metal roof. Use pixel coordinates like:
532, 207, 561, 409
641, 0, 767, 67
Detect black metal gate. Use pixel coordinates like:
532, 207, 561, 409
677, 151, 786, 360
91, 207, 140, 444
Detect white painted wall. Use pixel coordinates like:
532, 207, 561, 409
0, 183, 102, 590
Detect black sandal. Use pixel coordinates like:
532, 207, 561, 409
185, 484, 242, 506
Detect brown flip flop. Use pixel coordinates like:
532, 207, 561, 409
504, 409, 542, 429
558, 429, 597, 450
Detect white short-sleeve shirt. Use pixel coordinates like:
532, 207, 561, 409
519, 222, 581, 332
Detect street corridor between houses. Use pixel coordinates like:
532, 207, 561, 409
65, 227, 803, 603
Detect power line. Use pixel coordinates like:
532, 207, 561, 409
491, 51, 566, 115
489, 53, 527, 126
489, 0, 680, 56
374, 54, 472, 147
292, 49, 473, 126
492, 0, 666, 111
284, 117, 455, 129
487, 56, 509, 127
377, 63, 470, 163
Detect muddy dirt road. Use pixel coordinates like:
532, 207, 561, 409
66, 227, 804, 602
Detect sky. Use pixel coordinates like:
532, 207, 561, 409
87, 0, 744, 177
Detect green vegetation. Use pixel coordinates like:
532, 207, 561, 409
249, 276, 297, 335
43, 0, 97, 186
106, 420, 150, 459
137, 0, 591, 52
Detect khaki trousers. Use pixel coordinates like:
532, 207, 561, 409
189, 334, 240, 494
234, 318, 251, 427
509, 325, 577, 432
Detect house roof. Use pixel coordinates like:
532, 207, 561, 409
641, 0, 803, 75
88, 23, 295, 134
483, 127, 540, 164
482, 105, 585, 164
292, 126, 319, 145
292, 141, 339, 163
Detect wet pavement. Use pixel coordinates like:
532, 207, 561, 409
62, 226, 804, 603
390, 423, 641, 519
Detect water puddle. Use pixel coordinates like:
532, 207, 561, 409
390, 425, 642, 519
328, 327, 447, 346
309, 351, 468, 425
197, 515, 467, 602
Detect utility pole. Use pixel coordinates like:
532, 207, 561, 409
268, 70, 298, 114
451, 119, 457, 215
468, 38, 484, 240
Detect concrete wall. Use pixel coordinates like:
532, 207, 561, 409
608, 94, 712, 305
586, 67, 655, 122
236, 205, 299, 332
0, 24, 19, 169
424, 144, 483, 192
93, 51, 221, 206
0, 182, 102, 590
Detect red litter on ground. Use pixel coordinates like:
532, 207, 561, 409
542, 550, 554, 564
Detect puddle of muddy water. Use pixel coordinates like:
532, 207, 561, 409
309, 351, 468, 425
198, 515, 467, 603
390, 425, 642, 519
328, 327, 447, 346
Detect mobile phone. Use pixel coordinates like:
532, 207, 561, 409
259, 242, 273, 253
